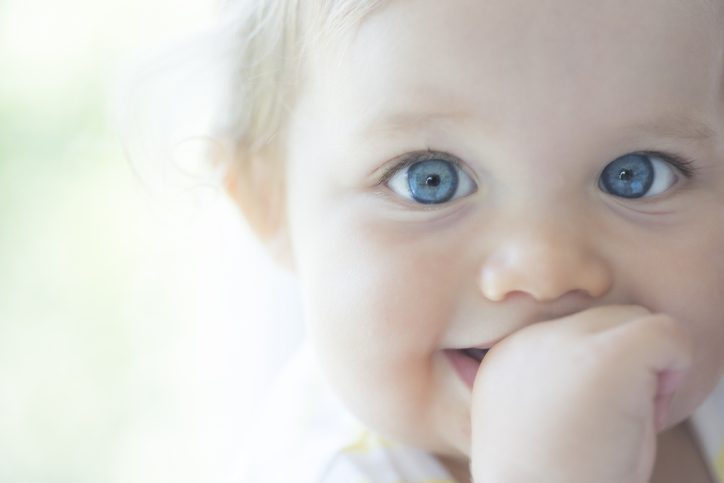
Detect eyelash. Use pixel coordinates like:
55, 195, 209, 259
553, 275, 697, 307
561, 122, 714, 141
634, 150, 696, 179
378, 150, 466, 186
378, 149, 697, 186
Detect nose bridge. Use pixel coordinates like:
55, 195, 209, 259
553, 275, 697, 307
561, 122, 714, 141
480, 209, 613, 302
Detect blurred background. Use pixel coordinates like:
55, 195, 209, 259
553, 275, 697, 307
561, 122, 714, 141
0, 0, 304, 481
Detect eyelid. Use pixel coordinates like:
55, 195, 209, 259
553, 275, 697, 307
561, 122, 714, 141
637, 150, 697, 178
379, 150, 696, 183
378, 150, 468, 185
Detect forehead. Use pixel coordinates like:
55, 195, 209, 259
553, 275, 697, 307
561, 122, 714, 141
300, 0, 724, 155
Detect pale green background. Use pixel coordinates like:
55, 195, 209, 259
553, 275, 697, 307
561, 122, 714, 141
0, 1, 304, 481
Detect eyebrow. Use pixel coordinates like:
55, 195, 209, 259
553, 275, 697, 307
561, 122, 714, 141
359, 110, 719, 147
633, 116, 717, 145
357, 111, 477, 136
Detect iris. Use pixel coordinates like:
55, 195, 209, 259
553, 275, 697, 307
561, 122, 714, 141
407, 159, 458, 204
599, 154, 654, 198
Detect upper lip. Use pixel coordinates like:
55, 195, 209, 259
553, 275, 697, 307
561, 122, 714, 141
469, 340, 500, 350
449, 339, 500, 351
447, 300, 603, 351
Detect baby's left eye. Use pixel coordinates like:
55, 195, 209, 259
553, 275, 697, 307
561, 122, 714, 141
387, 158, 477, 204
598, 153, 677, 199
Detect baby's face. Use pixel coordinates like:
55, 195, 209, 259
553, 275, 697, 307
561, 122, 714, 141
281, 0, 724, 460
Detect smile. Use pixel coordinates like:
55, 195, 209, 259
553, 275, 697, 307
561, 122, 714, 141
444, 347, 490, 390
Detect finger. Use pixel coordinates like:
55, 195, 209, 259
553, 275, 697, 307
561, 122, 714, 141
610, 314, 693, 374
555, 305, 652, 335
606, 314, 693, 429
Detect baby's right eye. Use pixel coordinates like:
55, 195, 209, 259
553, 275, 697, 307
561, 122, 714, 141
387, 158, 477, 204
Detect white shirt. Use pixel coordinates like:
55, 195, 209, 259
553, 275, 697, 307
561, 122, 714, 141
234, 340, 724, 483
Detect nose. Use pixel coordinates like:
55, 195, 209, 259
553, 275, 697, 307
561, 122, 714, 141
480, 220, 613, 302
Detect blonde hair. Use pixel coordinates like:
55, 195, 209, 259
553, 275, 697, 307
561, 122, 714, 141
118, 0, 385, 209
221, 0, 386, 152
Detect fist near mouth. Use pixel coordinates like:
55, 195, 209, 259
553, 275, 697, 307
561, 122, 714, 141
470, 305, 692, 483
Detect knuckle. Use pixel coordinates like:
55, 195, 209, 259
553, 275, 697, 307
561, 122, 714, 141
632, 313, 693, 354
636, 313, 679, 334
578, 305, 651, 326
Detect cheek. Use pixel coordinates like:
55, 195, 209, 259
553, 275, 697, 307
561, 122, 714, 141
622, 217, 724, 420
290, 197, 471, 446
671, 250, 724, 421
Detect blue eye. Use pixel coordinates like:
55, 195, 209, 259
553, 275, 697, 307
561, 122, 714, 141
388, 158, 476, 204
599, 153, 677, 199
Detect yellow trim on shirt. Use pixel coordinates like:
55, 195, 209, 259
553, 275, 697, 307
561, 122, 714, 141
354, 480, 457, 483
715, 445, 724, 482
342, 430, 458, 483
342, 430, 396, 453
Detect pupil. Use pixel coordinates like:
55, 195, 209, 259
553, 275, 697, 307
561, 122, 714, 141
406, 159, 458, 204
599, 153, 654, 199
426, 175, 440, 187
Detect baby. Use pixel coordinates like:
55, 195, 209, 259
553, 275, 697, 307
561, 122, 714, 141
140, 0, 724, 481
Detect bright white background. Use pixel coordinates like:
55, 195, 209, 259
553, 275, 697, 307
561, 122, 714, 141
0, 1, 305, 481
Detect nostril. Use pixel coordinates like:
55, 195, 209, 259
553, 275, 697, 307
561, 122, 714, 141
499, 290, 533, 302
479, 235, 613, 303
484, 289, 541, 303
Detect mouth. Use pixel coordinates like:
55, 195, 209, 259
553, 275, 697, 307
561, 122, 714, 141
444, 347, 490, 391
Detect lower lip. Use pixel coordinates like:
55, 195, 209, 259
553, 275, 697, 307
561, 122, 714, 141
444, 349, 484, 390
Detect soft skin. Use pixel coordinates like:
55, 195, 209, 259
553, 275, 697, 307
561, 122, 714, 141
252, 0, 724, 480
470, 305, 692, 482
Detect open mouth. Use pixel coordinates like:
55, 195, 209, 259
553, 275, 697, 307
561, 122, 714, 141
444, 347, 490, 390
461, 347, 488, 363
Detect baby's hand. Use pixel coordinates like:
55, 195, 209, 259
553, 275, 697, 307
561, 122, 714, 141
469, 306, 692, 483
